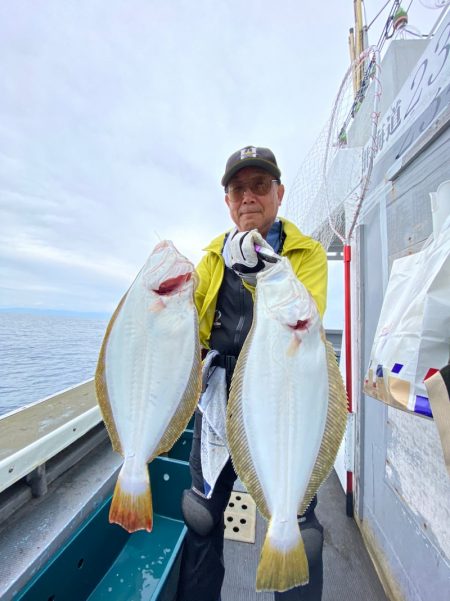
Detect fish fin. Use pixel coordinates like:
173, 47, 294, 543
256, 523, 309, 591
95, 292, 129, 455
299, 340, 348, 514
109, 460, 153, 533
227, 301, 271, 521
155, 314, 202, 456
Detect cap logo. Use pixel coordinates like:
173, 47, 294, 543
240, 146, 257, 159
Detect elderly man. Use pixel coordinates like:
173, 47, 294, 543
176, 146, 328, 601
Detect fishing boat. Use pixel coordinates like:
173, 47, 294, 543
1, 3, 449, 600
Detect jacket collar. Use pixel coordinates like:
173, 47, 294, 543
278, 217, 316, 253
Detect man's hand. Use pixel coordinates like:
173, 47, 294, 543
229, 229, 275, 286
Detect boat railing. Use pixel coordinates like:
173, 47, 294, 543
0, 379, 103, 524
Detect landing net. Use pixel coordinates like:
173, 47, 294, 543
285, 47, 382, 250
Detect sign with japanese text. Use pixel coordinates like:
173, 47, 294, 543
363, 11, 450, 173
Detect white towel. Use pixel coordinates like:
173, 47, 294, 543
198, 350, 230, 498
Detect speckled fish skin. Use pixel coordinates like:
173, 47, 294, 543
95, 240, 201, 533
227, 257, 347, 592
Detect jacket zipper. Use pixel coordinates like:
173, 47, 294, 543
233, 280, 246, 351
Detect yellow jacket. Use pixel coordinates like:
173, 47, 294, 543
195, 217, 328, 349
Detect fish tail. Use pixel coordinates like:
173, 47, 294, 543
109, 459, 153, 533
256, 519, 309, 592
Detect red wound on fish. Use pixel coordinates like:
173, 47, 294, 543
156, 273, 191, 295
290, 319, 309, 331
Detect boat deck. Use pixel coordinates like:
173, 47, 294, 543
223, 471, 389, 601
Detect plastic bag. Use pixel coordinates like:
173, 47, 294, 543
364, 216, 450, 418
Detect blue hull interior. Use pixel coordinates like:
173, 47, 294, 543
15, 427, 194, 601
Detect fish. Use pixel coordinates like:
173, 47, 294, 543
227, 257, 347, 592
95, 240, 201, 533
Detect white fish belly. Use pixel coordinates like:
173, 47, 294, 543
104, 275, 197, 461
242, 319, 328, 522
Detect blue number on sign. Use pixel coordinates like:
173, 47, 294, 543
427, 22, 450, 87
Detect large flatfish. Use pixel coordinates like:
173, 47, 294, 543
227, 257, 347, 592
95, 240, 201, 533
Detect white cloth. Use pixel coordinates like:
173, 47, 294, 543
198, 350, 230, 498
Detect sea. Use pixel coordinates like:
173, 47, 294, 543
0, 311, 110, 417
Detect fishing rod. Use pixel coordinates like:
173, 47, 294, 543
254, 244, 282, 263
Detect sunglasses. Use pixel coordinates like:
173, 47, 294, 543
226, 175, 280, 202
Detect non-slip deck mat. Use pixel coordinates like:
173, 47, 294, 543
224, 490, 257, 544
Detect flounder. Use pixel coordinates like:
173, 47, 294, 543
227, 257, 347, 591
95, 240, 201, 532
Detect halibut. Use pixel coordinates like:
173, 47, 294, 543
227, 257, 347, 591
95, 240, 201, 533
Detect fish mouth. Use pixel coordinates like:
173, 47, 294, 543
154, 272, 192, 295
143, 240, 196, 296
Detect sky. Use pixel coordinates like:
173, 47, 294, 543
0, 1, 443, 328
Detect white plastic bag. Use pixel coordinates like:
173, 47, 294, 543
364, 216, 450, 418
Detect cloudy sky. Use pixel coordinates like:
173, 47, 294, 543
0, 1, 442, 328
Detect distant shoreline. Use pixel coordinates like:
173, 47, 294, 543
0, 307, 110, 319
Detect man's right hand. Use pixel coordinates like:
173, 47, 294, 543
229, 229, 274, 286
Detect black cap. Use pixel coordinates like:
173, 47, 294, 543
221, 146, 281, 187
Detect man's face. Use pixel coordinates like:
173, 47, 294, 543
225, 167, 284, 238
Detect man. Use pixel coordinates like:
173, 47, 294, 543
176, 146, 328, 601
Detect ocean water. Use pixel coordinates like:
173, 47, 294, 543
0, 312, 109, 417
